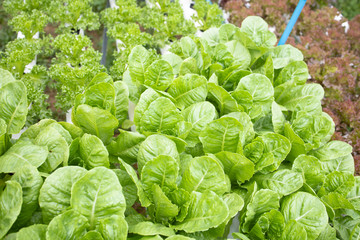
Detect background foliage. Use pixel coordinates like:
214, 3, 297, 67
0, 0, 359, 171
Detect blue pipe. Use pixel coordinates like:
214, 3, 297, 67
278, 0, 307, 45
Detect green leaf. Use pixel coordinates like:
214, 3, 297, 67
20, 119, 56, 140
254, 169, 303, 196
129, 221, 175, 237
321, 192, 354, 210
281, 220, 307, 240
149, 184, 179, 222
291, 111, 334, 150
270, 45, 303, 69
271, 101, 286, 134
240, 16, 276, 47
16, 224, 47, 240
248, 215, 268, 240
0, 140, 48, 172
179, 57, 199, 76
172, 191, 229, 233
292, 155, 323, 191
219, 24, 237, 43
276, 84, 324, 112
137, 134, 179, 173
319, 154, 354, 175
166, 236, 195, 240
242, 189, 280, 233
107, 131, 145, 164
199, 117, 243, 154
129, 46, 152, 84
218, 68, 251, 90
236, 73, 273, 108
98, 215, 128, 240
112, 169, 137, 208
141, 155, 178, 194
168, 74, 207, 110
281, 192, 328, 240
45, 123, 73, 146
134, 88, 161, 129
274, 61, 308, 87
244, 133, 291, 173
123, 69, 140, 104
68, 137, 81, 166
140, 97, 183, 135
207, 83, 240, 116
222, 192, 244, 223
232, 232, 251, 240
182, 102, 217, 147
0, 81, 28, 134
318, 171, 355, 197
347, 176, 360, 211
283, 122, 308, 161
168, 189, 191, 222
180, 156, 228, 195
315, 224, 337, 240
46, 210, 89, 240
149, 184, 179, 223
80, 231, 104, 240
225, 40, 251, 68
0, 119, 9, 156
59, 122, 84, 139
39, 166, 87, 223
114, 81, 129, 125
11, 165, 43, 229
252, 55, 274, 83
79, 134, 109, 169
0, 68, 16, 88
83, 83, 115, 113
310, 141, 353, 161
0, 181, 22, 239
71, 167, 126, 229
33, 126, 68, 172
74, 104, 118, 145
145, 60, 174, 91
334, 216, 360, 240
118, 158, 151, 207
214, 151, 254, 184
87, 72, 113, 88
162, 53, 183, 75
262, 210, 285, 240
224, 112, 255, 145
202, 27, 220, 46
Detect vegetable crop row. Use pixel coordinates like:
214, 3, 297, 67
0, 1, 358, 240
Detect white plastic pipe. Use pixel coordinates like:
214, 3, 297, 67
66, 108, 73, 123
179, 0, 201, 27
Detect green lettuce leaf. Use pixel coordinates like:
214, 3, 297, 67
71, 167, 126, 229
172, 191, 228, 233
0, 181, 23, 239
39, 166, 87, 223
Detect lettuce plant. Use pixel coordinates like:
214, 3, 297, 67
101, 0, 197, 80
48, 0, 100, 33
1, 0, 53, 126
121, 16, 358, 239
102, 0, 225, 81
3, 0, 51, 38
0, 15, 359, 240
50, 33, 105, 111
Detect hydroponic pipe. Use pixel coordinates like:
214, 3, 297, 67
278, 0, 306, 45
